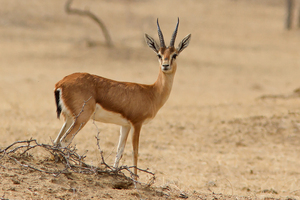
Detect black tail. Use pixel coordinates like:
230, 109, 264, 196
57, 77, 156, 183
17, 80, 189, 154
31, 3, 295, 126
54, 89, 62, 119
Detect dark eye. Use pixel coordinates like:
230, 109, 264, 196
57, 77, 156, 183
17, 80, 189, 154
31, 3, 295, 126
172, 54, 177, 59
157, 54, 162, 59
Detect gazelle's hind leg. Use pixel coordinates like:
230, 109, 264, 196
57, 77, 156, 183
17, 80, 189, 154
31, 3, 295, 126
60, 105, 95, 147
54, 115, 74, 146
113, 125, 131, 169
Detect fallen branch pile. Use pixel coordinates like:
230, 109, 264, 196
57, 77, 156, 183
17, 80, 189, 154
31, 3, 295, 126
0, 138, 155, 187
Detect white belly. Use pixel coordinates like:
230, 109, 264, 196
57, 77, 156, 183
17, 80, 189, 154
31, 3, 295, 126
91, 104, 130, 126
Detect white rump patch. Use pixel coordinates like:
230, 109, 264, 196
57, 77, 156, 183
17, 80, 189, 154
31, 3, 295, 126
57, 88, 72, 117
92, 104, 130, 126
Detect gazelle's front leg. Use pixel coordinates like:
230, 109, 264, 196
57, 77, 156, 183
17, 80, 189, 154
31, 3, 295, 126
132, 124, 142, 177
113, 125, 131, 169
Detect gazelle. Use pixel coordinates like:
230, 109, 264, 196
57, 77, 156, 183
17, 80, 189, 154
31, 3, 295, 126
53, 18, 191, 176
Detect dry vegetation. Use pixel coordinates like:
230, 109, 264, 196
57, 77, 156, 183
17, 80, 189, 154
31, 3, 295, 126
1, 0, 300, 199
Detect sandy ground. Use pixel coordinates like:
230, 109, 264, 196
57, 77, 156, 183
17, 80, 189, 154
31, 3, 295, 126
1, 0, 300, 199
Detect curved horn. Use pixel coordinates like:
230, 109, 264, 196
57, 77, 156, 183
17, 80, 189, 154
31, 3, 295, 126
170, 18, 179, 47
157, 19, 166, 48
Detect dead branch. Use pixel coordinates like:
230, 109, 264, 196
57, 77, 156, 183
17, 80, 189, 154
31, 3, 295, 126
0, 138, 156, 191
61, 96, 92, 148
65, 0, 113, 47
0, 139, 92, 176
95, 133, 113, 171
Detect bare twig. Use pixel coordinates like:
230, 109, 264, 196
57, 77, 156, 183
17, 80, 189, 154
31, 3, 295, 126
0, 139, 90, 176
61, 96, 92, 148
95, 133, 113, 170
65, 0, 113, 47
0, 138, 155, 191
117, 165, 155, 187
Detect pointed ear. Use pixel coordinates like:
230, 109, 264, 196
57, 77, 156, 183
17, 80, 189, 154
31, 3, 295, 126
177, 34, 191, 54
145, 34, 160, 53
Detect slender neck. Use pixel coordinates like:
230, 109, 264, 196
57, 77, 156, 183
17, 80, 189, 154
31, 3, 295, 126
153, 66, 176, 108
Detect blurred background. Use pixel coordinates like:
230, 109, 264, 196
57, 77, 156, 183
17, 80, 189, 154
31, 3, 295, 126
0, 0, 300, 198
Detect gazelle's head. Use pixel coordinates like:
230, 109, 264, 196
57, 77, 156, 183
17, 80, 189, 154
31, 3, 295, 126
145, 18, 191, 74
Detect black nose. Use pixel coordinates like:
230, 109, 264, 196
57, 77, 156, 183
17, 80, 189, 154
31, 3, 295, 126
162, 64, 169, 67
162, 64, 169, 70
